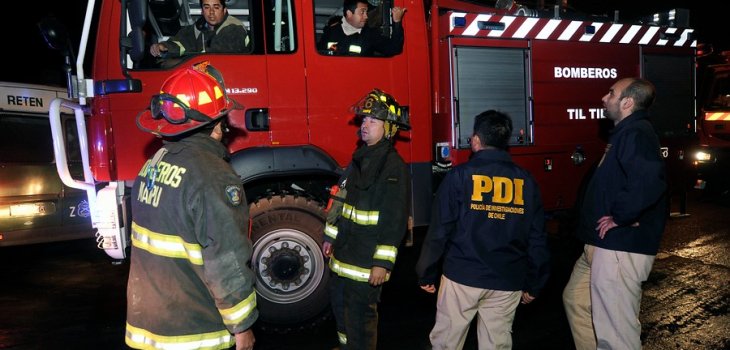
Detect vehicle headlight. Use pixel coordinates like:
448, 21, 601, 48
694, 150, 713, 162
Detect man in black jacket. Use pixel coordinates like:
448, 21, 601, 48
416, 110, 550, 350
562, 78, 668, 350
318, 0, 406, 56
322, 89, 411, 350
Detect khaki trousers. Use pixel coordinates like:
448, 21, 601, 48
563, 245, 655, 350
430, 275, 521, 350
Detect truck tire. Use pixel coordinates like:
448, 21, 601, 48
248, 194, 331, 333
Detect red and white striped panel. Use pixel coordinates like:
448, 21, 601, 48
448, 12, 696, 47
705, 112, 730, 121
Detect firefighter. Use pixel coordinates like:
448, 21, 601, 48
125, 61, 257, 350
322, 88, 411, 350
317, 0, 406, 56
149, 0, 252, 61
416, 110, 550, 350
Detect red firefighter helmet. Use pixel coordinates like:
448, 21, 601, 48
136, 61, 241, 137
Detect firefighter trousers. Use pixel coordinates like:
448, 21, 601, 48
329, 273, 382, 350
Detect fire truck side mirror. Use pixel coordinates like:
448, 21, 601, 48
38, 16, 71, 55
127, 28, 147, 64
126, 0, 148, 64
129, 0, 147, 28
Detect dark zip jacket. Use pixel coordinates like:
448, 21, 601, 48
126, 133, 257, 349
576, 110, 668, 255
416, 149, 550, 297
325, 139, 410, 282
317, 19, 404, 56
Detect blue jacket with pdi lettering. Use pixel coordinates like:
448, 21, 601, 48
416, 149, 550, 297
577, 110, 668, 255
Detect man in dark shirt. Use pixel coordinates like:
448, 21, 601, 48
318, 0, 406, 56
562, 78, 668, 350
416, 110, 550, 349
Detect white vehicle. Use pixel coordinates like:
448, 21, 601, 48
0, 82, 93, 246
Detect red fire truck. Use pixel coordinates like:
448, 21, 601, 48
694, 47, 730, 194
41, 0, 696, 330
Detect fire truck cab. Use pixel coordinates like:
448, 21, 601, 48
43, 0, 697, 330
694, 48, 730, 194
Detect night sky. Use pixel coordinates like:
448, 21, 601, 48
3, 0, 726, 87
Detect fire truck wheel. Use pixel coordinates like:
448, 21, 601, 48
248, 194, 331, 333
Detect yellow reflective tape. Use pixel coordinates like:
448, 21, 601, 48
329, 257, 370, 282
213, 86, 224, 100
131, 221, 203, 265
342, 204, 353, 218
328, 257, 390, 283
337, 331, 347, 345
171, 40, 186, 56
175, 94, 190, 108
219, 291, 257, 326
341, 204, 379, 225
324, 223, 338, 239
125, 322, 233, 350
198, 91, 213, 106
348, 45, 362, 54
373, 245, 398, 263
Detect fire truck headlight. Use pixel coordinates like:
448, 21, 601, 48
694, 150, 714, 162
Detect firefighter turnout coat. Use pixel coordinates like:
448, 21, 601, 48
164, 13, 251, 57
325, 139, 410, 282
317, 18, 404, 57
126, 133, 257, 349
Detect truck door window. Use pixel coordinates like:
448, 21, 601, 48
64, 119, 82, 164
0, 114, 81, 167
314, 0, 401, 57
137, 0, 256, 68
710, 74, 730, 108
0, 115, 54, 163
263, 0, 296, 53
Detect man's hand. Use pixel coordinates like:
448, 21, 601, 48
596, 215, 640, 239
521, 292, 535, 304
150, 43, 169, 57
369, 266, 388, 286
235, 329, 255, 350
322, 241, 333, 257
420, 284, 436, 294
596, 215, 618, 239
391, 7, 407, 22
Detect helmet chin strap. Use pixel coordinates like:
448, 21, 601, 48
384, 121, 398, 139
219, 118, 234, 146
